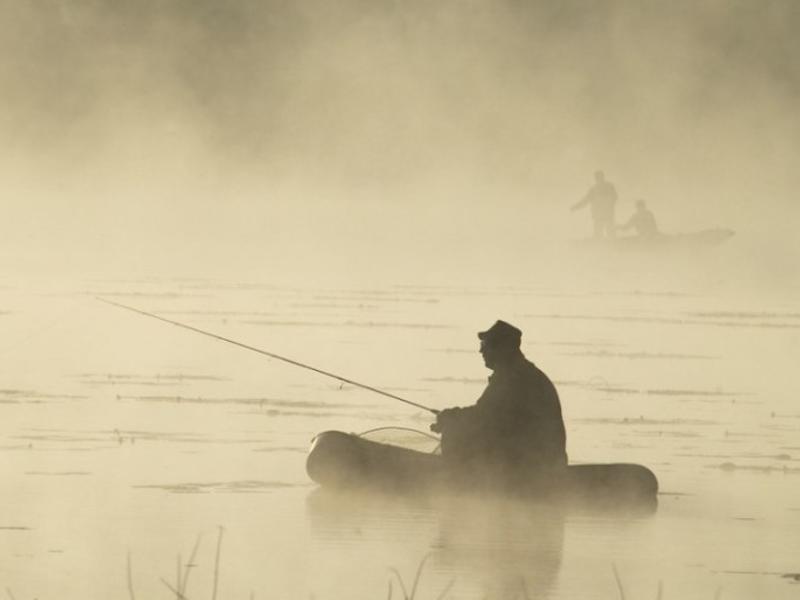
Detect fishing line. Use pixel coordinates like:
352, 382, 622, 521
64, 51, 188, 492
97, 297, 439, 415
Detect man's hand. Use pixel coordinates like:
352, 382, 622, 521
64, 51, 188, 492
430, 407, 461, 433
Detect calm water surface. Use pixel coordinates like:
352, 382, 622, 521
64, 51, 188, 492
1, 274, 798, 599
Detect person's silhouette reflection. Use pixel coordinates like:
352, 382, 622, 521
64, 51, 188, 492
432, 495, 565, 599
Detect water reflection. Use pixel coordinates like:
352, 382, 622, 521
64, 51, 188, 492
307, 488, 656, 599
432, 495, 564, 599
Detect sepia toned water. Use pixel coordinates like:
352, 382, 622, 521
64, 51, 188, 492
1, 256, 799, 600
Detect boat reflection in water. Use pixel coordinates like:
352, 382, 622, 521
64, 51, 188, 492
305, 428, 656, 598
306, 483, 656, 599
306, 487, 564, 598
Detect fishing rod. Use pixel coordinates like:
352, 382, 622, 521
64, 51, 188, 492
96, 297, 438, 415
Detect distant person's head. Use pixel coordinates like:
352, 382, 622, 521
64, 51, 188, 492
636, 199, 646, 210
594, 170, 605, 183
478, 320, 523, 370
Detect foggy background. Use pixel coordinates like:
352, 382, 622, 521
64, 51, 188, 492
2, 0, 799, 286
2, 5, 800, 598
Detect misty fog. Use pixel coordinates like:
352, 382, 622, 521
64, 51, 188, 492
2, 0, 798, 287
2, 3, 800, 599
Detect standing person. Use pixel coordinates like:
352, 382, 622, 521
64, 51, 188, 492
571, 170, 618, 239
430, 320, 567, 490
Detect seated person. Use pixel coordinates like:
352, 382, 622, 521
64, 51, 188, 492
432, 320, 568, 489
618, 199, 660, 239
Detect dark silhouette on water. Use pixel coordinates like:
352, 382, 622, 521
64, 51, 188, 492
618, 199, 660, 239
572, 195, 735, 250
431, 320, 568, 489
306, 322, 658, 503
571, 170, 618, 239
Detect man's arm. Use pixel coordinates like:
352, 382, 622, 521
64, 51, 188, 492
430, 386, 488, 433
571, 195, 590, 211
430, 406, 462, 433
571, 186, 594, 211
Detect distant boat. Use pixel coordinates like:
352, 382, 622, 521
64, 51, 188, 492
575, 228, 735, 250
306, 430, 658, 507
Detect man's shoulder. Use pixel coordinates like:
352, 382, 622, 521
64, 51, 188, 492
515, 358, 549, 380
521, 359, 558, 389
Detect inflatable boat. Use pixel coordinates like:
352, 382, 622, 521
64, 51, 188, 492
306, 430, 658, 504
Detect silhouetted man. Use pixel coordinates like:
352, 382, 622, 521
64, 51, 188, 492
431, 320, 567, 489
619, 199, 659, 239
571, 170, 618, 239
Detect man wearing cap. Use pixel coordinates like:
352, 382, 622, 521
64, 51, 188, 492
431, 320, 567, 489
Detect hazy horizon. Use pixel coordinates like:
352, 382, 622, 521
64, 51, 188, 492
2, 1, 799, 288
2, 6, 800, 596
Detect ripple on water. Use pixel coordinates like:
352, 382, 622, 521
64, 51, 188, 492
25, 471, 92, 476
565, 350, 717, 360
575, 417, 718, 426
252, 446, 307, 453
712, 462, 800, 474
15, 429, 272, 447
121, 395, 370, 409
645, 388, 740, 397
422, 377, 486, 385
243, 319, 452, 329
134, 480, 310, 494
0, 389, 86, 403
522, 312, 800, 329
75, 372, 230, 387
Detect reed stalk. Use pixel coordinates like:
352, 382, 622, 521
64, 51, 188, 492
212, 526, 224, 600
126, 552, 135, 600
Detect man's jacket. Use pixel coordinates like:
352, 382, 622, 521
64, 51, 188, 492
439, 354, 567, 480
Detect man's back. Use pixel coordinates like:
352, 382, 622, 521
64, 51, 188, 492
440, 354, 567, 483
472, 356, 567, 466
586, 181, 617, 216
